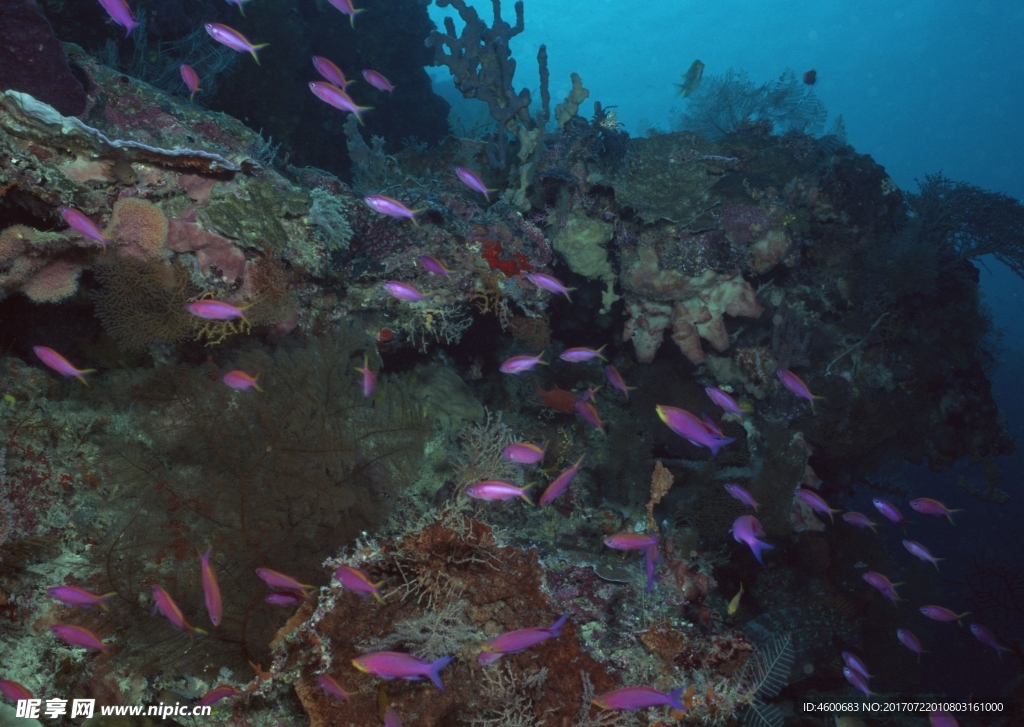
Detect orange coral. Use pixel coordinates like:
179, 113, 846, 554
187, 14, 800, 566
105, 198, 169, 261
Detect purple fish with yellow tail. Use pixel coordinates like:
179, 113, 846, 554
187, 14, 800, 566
592, 685, 686, 712
656, 405, 735, 456
843, 667, 872, 696
538, 456, 584, 506
730, 515, 774, 565
526, 272, 574, 301
897, 628, 927, 661
574, 398, 606, 434
872, 498, 906, 525
310, 82, 373, 122
362, 69, 395, 92
705, 387, 749, 417
796, 488, 839, 523
970, 623, 1010, 659
33, 346, 96, 386
364, 195, 421, 221
334, 564, 384, 603
417, 255, 452, 276
328, 0, 365, 28
604, 365, 636, 399
478, 613, 568, 665
255, 568, 313, 595
466, 480, 534, 503
355, 355, 377, 397
225, 0, 253, 15
903, 539, 943, 570
0, 679, 33, 703
841, 511, 878, 530
199, 550, 222, 627
909, 497, 962, 524
152, 585, 207, 637
98, 0, 140, 37
777, 369, 824, 412
199, 685, 243, 707
841, 651, 872, 680
47, 585, 117, 610
352, 651, 453, 690
920, 605, 969, 626
187, 299, 248, 321
499, 353, 547, 374
455, 166, 497, 200
223, 370, 261, 392
50, 624, 108, 652
383, 281, 427, 302
724, 483, 758, 510
60, 206, 109, 244
312, 56, 351, 89
559, 345, 607, 362
502, 442, 546, 465
863, 571, 902, 603
180, 64, 201, 100
204, 23, 268, 63
317, 674, 354, 701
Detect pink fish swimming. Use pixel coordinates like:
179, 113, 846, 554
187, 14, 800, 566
538, 456, 584, 506
604, 365, 636, 399
478, 613, 568, 665
919, 605, 969, 626
795, 488, 839, 523
0, 679, 33, 703
180, 64, 201, 100
204, 23, 268, 64
355, 355, 377, 397
656, 405, 734, 456
592, 686, 686, 711
352, 651, 453, 690
334, 564, 384, 603
59, 206, 109, 244
896, 628, 927, 661
383, 281, 427, 302
309, 82, 372, 121
199, 550, 222, 627
199, 685, 242, 707
705, 387, 748, 417
969, 623, 1010, 659
466, 480, 534, 503
362, 69, 395, 92
863, 571, 902, 603
223, 370, 261, 392
317, 674, 354, 701
255, 568, 313, 595
454, 167, 496, 200
841, 511, 877, 530
152, 585, 207, 637
365, 195, 421, 221
603, 533, 658, 552
266, 592, 306, 607
724, 483, 759, 510
843, 666, 872, 696
909, 497, 962, 525
777, 369, 823, 412
559, 345, 606, 362
312, 56, 351, 89
225, 0, 253, 15
187, 299, 247, 321
574, 398, 606, 434
50, 624, 108, 652
526, 272, 574, 301
872, 498, 906, 525
417, 255, 452, 276
841, 651, 872, 680
499, 353, 547, 374
328, 0, 365, 28
33, 346, 96, 386
902, 539, 943, 570
731, 515, 773, 564
47, 585, 117, 610
502, 442, 546, 465
98, 0, 140, 38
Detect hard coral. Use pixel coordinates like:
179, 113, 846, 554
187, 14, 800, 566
106, 199, 169, 261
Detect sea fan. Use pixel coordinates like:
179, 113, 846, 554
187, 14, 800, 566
742, 632, 794, 727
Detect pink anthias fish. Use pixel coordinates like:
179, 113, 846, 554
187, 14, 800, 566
152, 585, 207, 637
466, 480, 534, 503
919, 605, 970, 626
385, 708, 402, 727
478, 613, 569, 665
255, 568, 314, 595
841, 651, 872, 680
872, 498, 906, 525
355, 355, 377, 397
896, 628, 927, 661
970, 623, 1011, 660
318, 674, 354, 701
574, 398, 606, 434
730, 515, 773, 565
60, 205, 109, 244
199, 685, 243, 707
0, 679, 33, 703
656, 405, 735, 456
365, 194, 422, 221
362, 69, 395, 92
266, 592, 306, 607
328, 0, 365, 28
334, 564, 385, 603
777, 369, 824, 412
902, 539, 943, 570
47, 585, 117, 610
33, 346, 96, 386
499, 353, 547, 374
863, 571, 902, 604
383, 281, 427, 302
502, 442, 546, 465
204, 23, 268, 64
526, 272, 574, 301
98, 0, 140, 38
592, 686, 686, 712
50, 624, 108, 652
223, 370, 261, 392
843, 666, 872, 696
604, 365, 636, 399
538, 456, 585, 506
309, 82, 372, 121
454, 167, 497, 200
603, 533, 658, 552
187, 299, 248, 321
700, 413, 724, 438
180, 64, 201, 101
841, 511, 878, 531
929, 710, 959, 727
909, 497, 963, 525
559, 345, 606, 362
199, 550, 222, 627
352, 652, 454, 691
705, 387, 749, 417
417, 255, 452, 276
312, 56, 351, 89
724, 483, 759, 510
795, 488, 840, 523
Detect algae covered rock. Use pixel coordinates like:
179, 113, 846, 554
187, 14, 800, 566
552, 210, 618, 311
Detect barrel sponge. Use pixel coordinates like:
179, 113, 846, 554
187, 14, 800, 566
106, 199, 169, 261
21, 259, 83, 303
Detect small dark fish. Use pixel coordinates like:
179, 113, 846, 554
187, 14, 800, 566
803, 69, 817, 85
110, 158, 137, 185
675, 59, 705, 97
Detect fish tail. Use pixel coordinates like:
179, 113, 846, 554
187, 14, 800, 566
425, 656, 453, 690
548, 613, 569, 635
752, 540, 774, 565
957, 611, 971, 627
708, 437, 736, 457
667, 686, 687, 712
250, 44, 269, 64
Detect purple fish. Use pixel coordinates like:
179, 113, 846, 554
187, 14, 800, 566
0, 679, 33, 703
335, 564, 384, 603
538, 456, 584, 506
466, 480, 534, 503
700, 413, 724, 438
355, 355, 376, 397
909, 497, 962, 525
266, 592, 306, 607
502, 442, 546, 465
478, 613, 568, 664
383, 281, 427, 302
180, 64, 201, 100
731, 515, 774, 565
705, 387, 747, 416
920, 605, 969, 626
574, 398, 606, 434
328, 0, 365, 28
843, 666, 872, 696
872, 498, 906, 525
902, 540, 943, 570
724, 483, 759, 510
604, 365, 636, 399
255, 568, 313, 595
929, 710, 959, 727
642, 545, 660, 593
199, 685, 242, 707
417, 255, 452, 276
863, 571, 902, 603
310, 82, 372, 121
312, 56, 351, 88
187, 299, 247, 321
897, 628, 927, 661
604, 533, 658, 551
362, 69, 395, 92
352, 652, 453, 690
50, 624, 108, 652
499, 353, 547, 374
33, 346, 96, 386
795, 489, 839, 523
223, 370, 261, 392
841, 652, 872, 680
384, 708, 402, 727
60, 206, 109, 244
526, 272, 574, 301
454, 167, 496, 200
970, 623, 1010, 659
656, 405, 735, 456
199, 550, 222, 627
152, 585, 207, 636
841, 511, 877, 530
47, 585, 117, 610
777, 369, 823, 412
366, 194, 422, 221
204, 23, 268, 64
317, 674, 354, 701
98, 0, 140, 37
225, 0, 253, 15
592, 686, 685, 711
559, 345, 606, 362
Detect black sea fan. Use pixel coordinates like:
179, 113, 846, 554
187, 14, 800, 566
743, 632, 794, 727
